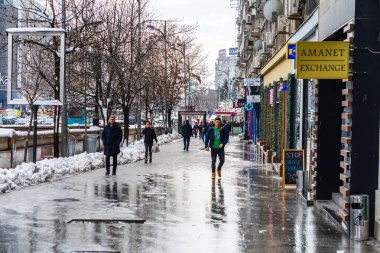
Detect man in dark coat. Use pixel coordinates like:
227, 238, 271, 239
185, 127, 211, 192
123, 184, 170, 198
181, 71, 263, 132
223, 120, 231, 134
205, 117, 229, 179
181, 119, 193, 151
102, 115, 122, 175
141, 121, 158, 163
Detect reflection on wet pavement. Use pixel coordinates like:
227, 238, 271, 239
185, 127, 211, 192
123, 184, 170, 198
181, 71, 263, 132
0, 137, 380, 252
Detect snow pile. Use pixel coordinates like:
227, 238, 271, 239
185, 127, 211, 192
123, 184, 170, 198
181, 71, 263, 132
0, 132, 180, 194
118, 132, 180, 163
0, 129, 15, 138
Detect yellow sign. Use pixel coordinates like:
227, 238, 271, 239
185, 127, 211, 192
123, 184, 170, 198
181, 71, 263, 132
296, 41, 349, 79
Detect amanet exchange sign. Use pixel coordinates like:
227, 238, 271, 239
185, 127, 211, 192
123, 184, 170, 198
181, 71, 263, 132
296, 42, 349, 79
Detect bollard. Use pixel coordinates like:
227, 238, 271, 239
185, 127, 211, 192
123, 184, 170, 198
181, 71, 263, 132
350, 194, 369, 241
296, 170, 303, 195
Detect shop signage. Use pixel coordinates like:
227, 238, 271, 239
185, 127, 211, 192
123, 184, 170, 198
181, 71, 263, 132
269, 88, 274, 106
279, 82, 288, 91
282, 149, 304, 188
296, 41, 349, 79
287, 43, 296, 59
244, 102, 254, 111
243, 78, 261, 86
229, 47, 238, 55
247, 95, 260, 103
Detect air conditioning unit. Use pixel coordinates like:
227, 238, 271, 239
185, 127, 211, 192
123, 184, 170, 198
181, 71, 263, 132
266, 32, 274, 47
277, 15, 287, 34
246, 14, 252, 24
288, 0, 300, 16
261, 41, 268, 54
251, 8, 257, 16
253, 55, 261, 68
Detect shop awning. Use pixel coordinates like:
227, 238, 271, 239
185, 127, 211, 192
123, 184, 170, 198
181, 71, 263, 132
216, 111, 237, 116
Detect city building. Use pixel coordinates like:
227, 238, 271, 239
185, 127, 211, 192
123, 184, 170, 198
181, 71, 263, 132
0, 0, 17, 107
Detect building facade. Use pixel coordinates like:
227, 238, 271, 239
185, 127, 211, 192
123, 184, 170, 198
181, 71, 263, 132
0, 0, 17, 107
236, 0, 380, 238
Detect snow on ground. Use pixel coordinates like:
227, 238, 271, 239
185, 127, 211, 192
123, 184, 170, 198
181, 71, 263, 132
0, 129, 15, 138
0, 132, 180, 194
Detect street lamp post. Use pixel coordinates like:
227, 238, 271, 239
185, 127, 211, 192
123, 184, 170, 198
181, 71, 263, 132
61, 0, 68, 157
147, 21, 168, 131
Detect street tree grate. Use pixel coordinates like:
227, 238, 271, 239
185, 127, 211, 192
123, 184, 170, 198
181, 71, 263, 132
68, 219, 146, 224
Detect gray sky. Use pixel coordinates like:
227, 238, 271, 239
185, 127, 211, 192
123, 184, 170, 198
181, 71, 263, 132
149, 0, 237, 84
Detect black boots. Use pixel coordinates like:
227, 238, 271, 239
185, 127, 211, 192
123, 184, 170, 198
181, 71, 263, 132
145, 157, 152, 163
105, 169, 110, 176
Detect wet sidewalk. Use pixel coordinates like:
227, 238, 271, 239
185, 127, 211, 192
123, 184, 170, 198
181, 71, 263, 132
1, 137, 380, 252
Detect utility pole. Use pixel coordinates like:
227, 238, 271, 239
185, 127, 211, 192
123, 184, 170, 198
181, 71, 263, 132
136, 0, 142, 140
183, 45, 186, 108
61, 0, 68, 157
164, 20, 168, 131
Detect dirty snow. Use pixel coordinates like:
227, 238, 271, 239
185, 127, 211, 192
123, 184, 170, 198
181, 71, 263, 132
0, 132, 180, 194
0, 129, 15, 138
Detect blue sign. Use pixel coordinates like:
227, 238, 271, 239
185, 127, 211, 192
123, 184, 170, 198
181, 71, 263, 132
229, 47, 238, 55
279, 83, 288, 91
244, 102, 254, 111
287, 43, 296, 59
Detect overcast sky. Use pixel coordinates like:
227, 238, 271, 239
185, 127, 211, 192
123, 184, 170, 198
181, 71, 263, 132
148, 0, 237, 84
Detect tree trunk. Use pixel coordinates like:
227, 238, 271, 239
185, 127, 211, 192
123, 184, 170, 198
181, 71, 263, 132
23, 109, 34, 162
167, 107, 172, 128
123, 106, 130, 146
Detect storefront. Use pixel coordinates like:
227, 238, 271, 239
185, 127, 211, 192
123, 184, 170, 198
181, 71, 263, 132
258, 45, 293, 163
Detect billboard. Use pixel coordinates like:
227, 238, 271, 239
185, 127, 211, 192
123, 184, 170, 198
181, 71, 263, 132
218, 49, 227, 60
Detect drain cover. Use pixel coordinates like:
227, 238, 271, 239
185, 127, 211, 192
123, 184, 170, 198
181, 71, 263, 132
68, 219, 146, 224
52, 198, 80, 202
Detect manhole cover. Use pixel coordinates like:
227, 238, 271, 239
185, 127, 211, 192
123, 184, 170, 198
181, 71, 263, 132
68, 219, 146, 224
52, 198, 80, 202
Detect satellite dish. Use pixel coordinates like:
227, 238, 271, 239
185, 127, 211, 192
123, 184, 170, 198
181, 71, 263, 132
254, 39, 263, 51
263, 0, 283, 22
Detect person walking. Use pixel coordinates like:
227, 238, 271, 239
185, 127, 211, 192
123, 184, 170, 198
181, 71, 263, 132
182, 119, 193, 151
102, 115, 122, 175
223, 120, 231, 134
141, 121, 158, 163
205, 117, 229, 179
198, 122, 204, 142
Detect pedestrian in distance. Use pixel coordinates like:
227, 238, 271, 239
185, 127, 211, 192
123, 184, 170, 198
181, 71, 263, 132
205, 117, 229, 179
193, 124, 198, 138
141, 121, 158, 163
198, 122, 204, 142
181, 119, 193, 151
102, 115, 122, 175
223, 120, 231, 134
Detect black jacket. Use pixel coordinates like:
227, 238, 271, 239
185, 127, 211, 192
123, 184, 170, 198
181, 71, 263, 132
142, 127, 157, 143
102, 123, 122, 156
182, 123, 193, 138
